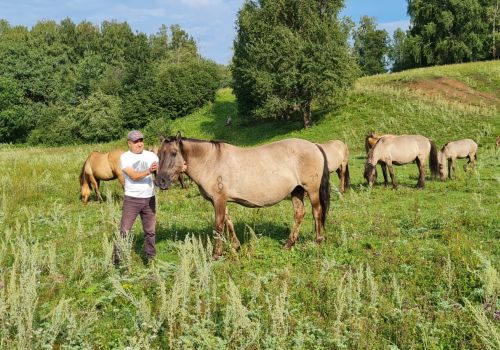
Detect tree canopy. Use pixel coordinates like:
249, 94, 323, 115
232, 0, 358, 128
0, 19, 224, 144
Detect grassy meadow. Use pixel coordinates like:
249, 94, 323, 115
0, 61, 499, 349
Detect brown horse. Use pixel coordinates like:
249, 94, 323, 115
318, 140, 350, 193
438, 139, 478, 180
80, 149, 125, 203
149, 146, 187, 188
155, 133, 330, 259
364, 135, 438, 189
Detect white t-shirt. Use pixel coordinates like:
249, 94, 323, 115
120, 150, 159, 198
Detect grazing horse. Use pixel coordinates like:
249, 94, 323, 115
364, 135, 438, 189
364, 133, 396, 185
318, 140, 350, 193
80, 149, 125, 203
155, 133, 330, 259
438, 139, 478, 180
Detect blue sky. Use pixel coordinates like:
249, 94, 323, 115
0, 0, 409, 65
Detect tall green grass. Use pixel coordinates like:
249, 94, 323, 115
0, 61, 498, 348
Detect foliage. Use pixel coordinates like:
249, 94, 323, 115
353, 16, 390, 75
0, 18, 223, 144
232, 0, 358, 128
393, 0, 499, 69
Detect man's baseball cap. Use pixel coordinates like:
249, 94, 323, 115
127, 130, 144, 142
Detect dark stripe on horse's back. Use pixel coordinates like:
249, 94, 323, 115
315, 144, 330, 227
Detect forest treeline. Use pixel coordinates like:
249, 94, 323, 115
0, 19, 225, 144
1, 0, 498, 142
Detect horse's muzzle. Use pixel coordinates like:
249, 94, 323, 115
155, 174, 172, 190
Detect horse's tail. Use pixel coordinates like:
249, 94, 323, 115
344, 163, 351, 189
429, 140, 439, 179
316, 145, 330, 227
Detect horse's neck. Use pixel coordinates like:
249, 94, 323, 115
182, 140, 219, 182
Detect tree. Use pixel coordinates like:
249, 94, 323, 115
405, 0, 494, 67
232, 0, 358, 128
353, 16, 389, 75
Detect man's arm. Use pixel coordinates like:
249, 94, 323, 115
122, 162, 158, 181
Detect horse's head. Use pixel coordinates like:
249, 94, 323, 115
155, 132, 186, 190
437, 151, 447, 180
364, 163, 377, 186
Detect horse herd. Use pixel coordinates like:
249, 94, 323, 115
80, 133, 478, 259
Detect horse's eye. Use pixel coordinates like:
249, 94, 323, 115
171, 151, 177, 156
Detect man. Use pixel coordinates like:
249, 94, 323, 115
115, 130, 159, 264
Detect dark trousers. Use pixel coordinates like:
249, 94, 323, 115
120, 195, 156, 258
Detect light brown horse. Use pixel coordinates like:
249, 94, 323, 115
364, 133, 396, 185
155, 133, 330, 259
80, 149, 125, 203
318, 140, 350, 193
438, 139, 478, 180
364, 135, 438, 189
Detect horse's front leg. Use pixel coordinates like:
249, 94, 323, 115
451, 158, 457, 179
387, 162, 397, 189
380, 162, 389, 187
336, 168, 344, 193
285, 187, 305, 249
447, 158, 452, 179
213, 199, 227, 260
225, 207, 240, 251
415, 158, 426, 189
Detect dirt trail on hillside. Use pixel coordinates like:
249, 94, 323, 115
406, 77, 499, 107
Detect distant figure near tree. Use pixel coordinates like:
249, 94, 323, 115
225, 116, 232, 126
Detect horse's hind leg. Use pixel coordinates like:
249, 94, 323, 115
284, 187, 305, 249
308, 191, 326, 244
225, 207, 240, 251
416, 158, 426, 189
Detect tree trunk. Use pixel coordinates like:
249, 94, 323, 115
302, 102, 312, 128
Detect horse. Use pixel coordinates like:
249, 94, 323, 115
154, 132, 331, 259
438, 139, 478, 180
80, 149, 125, 203
364, 133, 396, 185
149, 146, 187, 189
364, 135, 438, 189
318, 140, 350, 193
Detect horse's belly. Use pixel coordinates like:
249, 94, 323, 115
228, 184, 293, 208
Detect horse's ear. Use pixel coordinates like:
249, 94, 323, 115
159, 135, 165, 144
175, 131, 182, 142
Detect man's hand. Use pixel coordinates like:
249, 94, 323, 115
149, 162, 158, 174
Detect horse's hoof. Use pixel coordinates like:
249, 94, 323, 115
212, 253, 222, 261
283, 241, 295, 250
315, 236, 326, 244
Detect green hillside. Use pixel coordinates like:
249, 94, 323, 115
0, 61, 498, 349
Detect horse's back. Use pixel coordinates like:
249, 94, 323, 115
219, 138, 326, 206
378, 135, 430, 163
87, 149, 123, 180
443, 139, 477, 158
319, 140, 347, 172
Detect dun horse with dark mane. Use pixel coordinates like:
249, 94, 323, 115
364, 135, 438, 189
155, 133, 330, 259
80, 149, 125, 203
